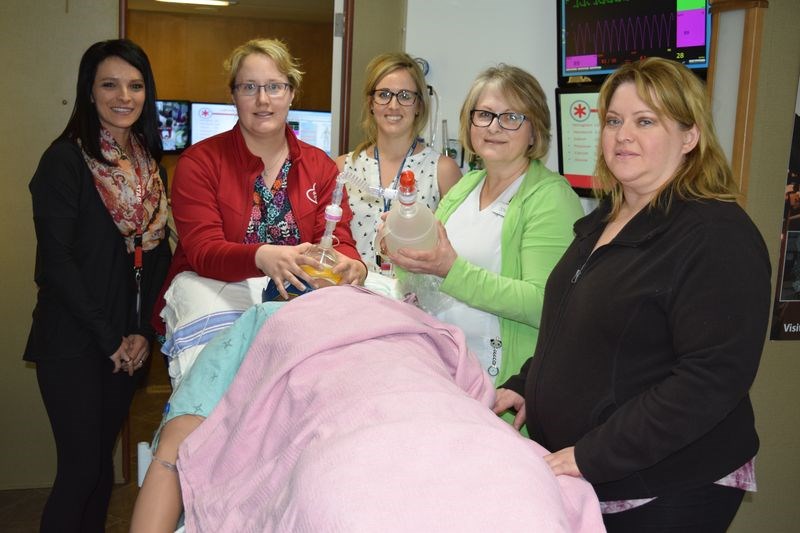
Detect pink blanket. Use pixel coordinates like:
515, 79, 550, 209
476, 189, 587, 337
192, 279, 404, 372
178, 285, 604, 532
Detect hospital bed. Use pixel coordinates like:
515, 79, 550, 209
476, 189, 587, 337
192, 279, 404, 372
138, 275, 604, 532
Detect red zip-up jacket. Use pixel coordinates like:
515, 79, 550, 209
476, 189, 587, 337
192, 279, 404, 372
153, 123, 360, 333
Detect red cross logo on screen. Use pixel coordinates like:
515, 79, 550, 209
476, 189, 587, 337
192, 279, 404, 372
570, 100, 591, 122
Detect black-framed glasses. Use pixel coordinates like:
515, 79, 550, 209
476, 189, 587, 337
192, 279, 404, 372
233, 82, 292, 97
371, 89, 419, 106
469, 109, 527, 131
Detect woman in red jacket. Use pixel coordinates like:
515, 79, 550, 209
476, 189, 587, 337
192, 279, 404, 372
154, 38, 365, 330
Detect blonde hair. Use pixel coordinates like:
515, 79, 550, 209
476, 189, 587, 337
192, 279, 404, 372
458, 64, 551, 162
351, 52, 430, 161
223, 38, 303, 93
594, 57, 738, 216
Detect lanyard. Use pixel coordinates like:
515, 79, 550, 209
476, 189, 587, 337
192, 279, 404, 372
374, 139, 417, 211
134, 232, 143, 329
132, 156, 145, 329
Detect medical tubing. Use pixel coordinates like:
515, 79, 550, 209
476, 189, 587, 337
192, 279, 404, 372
319, 204, 340, 249
334, 170, 399, 204
428, 84, 439, 150
319, 170, 404, 250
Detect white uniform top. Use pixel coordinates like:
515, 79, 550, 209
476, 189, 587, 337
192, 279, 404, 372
433, 175, 523, 381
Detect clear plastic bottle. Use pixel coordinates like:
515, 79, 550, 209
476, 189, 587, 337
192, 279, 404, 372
301, 242, 342, 286
300, 203, 343, 287
382, 170, 439, 254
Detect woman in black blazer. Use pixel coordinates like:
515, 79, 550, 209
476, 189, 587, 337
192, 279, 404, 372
25, 39, 171, 532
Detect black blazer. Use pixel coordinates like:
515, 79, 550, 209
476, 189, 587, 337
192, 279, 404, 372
25, 139, 171, 361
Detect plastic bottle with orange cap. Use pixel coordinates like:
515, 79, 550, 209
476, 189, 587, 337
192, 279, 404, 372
381, 169, 439, 255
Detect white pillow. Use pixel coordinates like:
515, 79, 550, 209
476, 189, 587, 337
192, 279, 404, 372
161, 272, 266, 387
160, 271, 401, 387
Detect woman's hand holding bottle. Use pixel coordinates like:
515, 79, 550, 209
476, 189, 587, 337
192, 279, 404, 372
388, 222, 457, 278
331, 253, 367, 285
255, 243, 314, 299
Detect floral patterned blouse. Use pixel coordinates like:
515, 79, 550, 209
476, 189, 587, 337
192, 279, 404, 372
243, 159, 300, 245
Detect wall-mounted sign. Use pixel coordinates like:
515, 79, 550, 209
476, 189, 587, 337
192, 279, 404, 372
770, 77, 800, 340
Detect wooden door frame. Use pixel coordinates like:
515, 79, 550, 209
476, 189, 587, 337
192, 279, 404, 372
709, 0, 770, 204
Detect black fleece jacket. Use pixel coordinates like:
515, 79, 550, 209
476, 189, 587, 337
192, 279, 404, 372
503, 194, 771, 501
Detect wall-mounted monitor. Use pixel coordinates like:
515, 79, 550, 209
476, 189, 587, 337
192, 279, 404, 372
190, 102, 239, 145
188, 104, 333, 156
555, 85, 601, 196
287, 109, 333, 155
156, 99, 190, 153
557, 0, 711, 84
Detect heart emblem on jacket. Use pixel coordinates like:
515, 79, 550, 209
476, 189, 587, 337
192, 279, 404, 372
306, 183, 318, 204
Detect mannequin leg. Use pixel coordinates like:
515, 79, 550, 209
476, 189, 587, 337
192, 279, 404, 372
130, 414, 204, 533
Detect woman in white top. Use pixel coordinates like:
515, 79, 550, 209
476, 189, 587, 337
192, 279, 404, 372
336, 52, 461, 272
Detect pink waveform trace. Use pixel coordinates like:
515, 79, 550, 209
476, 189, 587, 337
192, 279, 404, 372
570, 13, 676, 55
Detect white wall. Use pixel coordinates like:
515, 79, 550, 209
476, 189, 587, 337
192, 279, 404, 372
404, 0, 740, 195
405, 0, 559, 172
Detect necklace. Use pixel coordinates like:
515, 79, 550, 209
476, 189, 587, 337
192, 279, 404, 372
261, 144, 288, 177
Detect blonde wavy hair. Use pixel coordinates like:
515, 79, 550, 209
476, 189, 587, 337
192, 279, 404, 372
351, 52, 430, 162
458, 64, 551, 162
594, 57, 738, 216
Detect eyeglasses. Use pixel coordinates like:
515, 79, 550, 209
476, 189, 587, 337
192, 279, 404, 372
233, 82, 291, 97
371, 89, 419, 106
469, 109, 527, 131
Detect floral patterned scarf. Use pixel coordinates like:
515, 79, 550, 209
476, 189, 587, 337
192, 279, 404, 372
81, 127, 168, 253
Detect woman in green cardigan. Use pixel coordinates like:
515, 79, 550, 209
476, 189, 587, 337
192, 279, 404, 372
388, 64, 583, 426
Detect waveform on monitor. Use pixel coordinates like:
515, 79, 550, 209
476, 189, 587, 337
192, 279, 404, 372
569, 13, 676, 55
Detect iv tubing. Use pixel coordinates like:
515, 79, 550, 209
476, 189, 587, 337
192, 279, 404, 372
318, 171, 398, 249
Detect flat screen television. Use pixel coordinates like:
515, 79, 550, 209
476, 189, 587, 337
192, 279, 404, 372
156, 99, 190, 153
287, 109, 333, 155
190, 102, 239, 145
555, 85, 602, 196
557, 0, 711, 84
